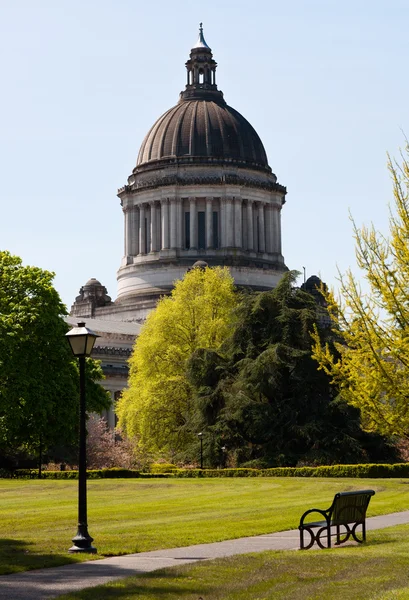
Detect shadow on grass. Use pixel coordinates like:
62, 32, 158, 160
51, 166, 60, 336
0, 553, 209, 600
58, 568, 209, 600
0, 538, 79, 575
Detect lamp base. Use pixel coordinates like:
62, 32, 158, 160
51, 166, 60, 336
68, 525, 97, 554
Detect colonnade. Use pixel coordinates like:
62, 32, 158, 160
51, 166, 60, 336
123, 196, 282, 257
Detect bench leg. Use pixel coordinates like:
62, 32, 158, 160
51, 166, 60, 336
351, 521, 365, 544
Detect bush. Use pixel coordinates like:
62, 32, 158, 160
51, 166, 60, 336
149, 463, 178, 474
8, 463, 409, 479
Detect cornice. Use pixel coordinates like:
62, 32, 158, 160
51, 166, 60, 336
118, 173, 286, 197
93, 346, 133, 357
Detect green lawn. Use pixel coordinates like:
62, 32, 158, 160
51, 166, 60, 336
1, 477, 408, 576
58, 524, 409, 600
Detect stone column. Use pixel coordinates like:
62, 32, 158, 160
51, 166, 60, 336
234, 197, 242, 248
123, 207, 129, 256
258, 203, 266, 253
265, 204, 273, 254
189, 197, 197, 250
219, 200, 226, 248
271, 205, 279, 253
277, 206, 282, 255
130, 206, 139, 256
126, 206, 133, 256
150, 202, 158, 252
139, 203, 146, 255
170, 199, 177, 249
206, 197, 213, 249
225, 197, 234, 247
161, 199, 170, 249
107, 391, 116, 430
176, 199, 183, 249
247, 201, 254, 251
146, 208, 151, 253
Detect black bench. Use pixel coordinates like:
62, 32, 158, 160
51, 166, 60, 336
299, 489, 375, 550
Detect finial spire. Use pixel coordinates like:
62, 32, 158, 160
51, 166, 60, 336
193, 22, 211, 50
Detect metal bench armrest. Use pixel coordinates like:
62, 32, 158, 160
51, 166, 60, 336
299, 508, 330, 528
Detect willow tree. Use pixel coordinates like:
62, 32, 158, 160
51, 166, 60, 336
312, 148, 409, 437
116, 266, 238, 456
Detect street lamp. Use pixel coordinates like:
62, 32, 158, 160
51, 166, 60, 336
65, 321, 99, 554
221, 446, 227, 469
197, 432, 203, 469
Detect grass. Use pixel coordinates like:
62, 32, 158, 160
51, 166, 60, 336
57, 524, 409, 599
1, 477, 409, 576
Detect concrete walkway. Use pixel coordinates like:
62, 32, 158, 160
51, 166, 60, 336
1, 511, 409, 600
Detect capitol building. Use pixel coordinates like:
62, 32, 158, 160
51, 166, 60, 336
68, 26, 288, 425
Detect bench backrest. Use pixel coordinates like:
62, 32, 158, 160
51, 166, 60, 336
330, 490, 375, 525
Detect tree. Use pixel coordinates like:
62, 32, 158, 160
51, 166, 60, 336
188, 272, 396, 467
86, 415, 137, 469
311, 147, 409, 437
116, 266, 238, 457
0, 251, 110, 463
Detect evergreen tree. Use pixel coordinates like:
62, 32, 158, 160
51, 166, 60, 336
188, 272, 396, 467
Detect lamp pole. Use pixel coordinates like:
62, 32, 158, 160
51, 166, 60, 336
197, 432, 203, 469
66, 322, 99, 554
221, 446, 227, 469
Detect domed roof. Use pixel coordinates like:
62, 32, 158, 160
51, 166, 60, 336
84, 278, 102, 287
135, 26, 269, 173
136, 100, 268, 169
84, 277, 102, 287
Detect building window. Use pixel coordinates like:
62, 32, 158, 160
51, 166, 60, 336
185, 212, 190, 249
213, 211, 219, 249
198, 212, 205, 249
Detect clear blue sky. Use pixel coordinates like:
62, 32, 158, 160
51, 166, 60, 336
1, 0, 408, 309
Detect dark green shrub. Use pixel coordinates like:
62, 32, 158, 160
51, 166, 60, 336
8, 463, 409, 479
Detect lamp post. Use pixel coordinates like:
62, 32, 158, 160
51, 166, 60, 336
65, 321, 99, 554
197, 432, 203, 469
221, 446, 227, 469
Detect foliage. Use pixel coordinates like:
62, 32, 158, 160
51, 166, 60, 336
86, 415, 137, 470
188, 271, 397, 467
10, 462, 409, 479
311, 148, 409, 437
0, 250, 110, 459
117, 266, 238, 457
149, 463, 178, 473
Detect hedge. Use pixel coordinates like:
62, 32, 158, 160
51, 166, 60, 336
149, 463, 178, 474
12, 469, 170, 479
8, 463, 409, 479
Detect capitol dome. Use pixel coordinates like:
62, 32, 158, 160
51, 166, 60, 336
136, 99, 269, 171
112, 25, 288, 321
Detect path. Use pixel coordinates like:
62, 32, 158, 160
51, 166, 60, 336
1, 510, 409, 600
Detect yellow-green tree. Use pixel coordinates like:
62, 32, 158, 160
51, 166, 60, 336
312, 147, 409, 437
116, 266, 238, 456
